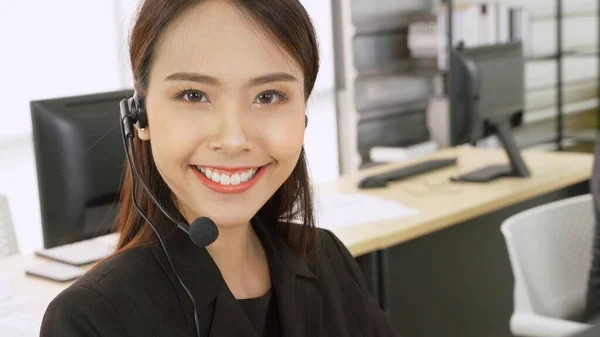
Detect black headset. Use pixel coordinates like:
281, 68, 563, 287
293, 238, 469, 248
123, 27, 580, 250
126, 92, 148, 129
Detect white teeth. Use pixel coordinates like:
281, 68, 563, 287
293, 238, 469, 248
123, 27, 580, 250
197, 166, 262, 186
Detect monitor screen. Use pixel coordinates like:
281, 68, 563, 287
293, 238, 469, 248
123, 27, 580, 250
31, 89, 132, 247
460, 42, 525, 122
450, 42, 525, 146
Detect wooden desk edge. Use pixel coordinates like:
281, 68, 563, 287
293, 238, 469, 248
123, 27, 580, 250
342, 149, 593, 256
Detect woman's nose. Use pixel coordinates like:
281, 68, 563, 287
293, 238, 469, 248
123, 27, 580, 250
207, 110, 252, 156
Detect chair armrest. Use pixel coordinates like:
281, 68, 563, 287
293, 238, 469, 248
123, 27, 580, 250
511, 312, 593, 337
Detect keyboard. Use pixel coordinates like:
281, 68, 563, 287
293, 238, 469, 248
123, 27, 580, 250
35, 240, 114, 266
358, 158, 457, 189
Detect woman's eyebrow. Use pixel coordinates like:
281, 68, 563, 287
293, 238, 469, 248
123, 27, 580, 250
247, 72, 297, 86
164, 72, 219, 85
164, 72, 298, 86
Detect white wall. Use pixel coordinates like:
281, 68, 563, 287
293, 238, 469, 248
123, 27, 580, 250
1, 0, 339, 254
0, 0, 124, 140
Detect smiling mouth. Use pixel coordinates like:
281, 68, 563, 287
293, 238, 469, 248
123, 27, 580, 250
194, 166, 260, 186
191, 164, 269, 194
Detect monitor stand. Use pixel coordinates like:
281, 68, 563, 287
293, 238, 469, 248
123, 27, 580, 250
451, 119, 531, 183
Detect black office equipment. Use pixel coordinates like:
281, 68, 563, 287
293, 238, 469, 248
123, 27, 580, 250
31, 90, 132, 248
358, 158, 457, 189
449, 42, 530, 183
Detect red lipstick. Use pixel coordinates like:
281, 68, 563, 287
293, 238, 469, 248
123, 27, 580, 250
191, 165, 268, 194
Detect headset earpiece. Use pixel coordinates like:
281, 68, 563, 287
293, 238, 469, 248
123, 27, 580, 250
305, 114, 308, 128
128, 92, 148, 129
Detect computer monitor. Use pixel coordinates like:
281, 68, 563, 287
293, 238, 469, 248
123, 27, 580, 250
31, 89, 132, 248
448, 41, 530, 182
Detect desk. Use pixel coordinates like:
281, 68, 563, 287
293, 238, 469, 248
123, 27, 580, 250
321, 146, 593, 337
0, 146, 593, 336
322, 146, 592, 255
0, 234, 119, 336
1, 235, 119, 300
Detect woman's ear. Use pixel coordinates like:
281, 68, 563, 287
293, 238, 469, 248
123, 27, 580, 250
135, 125, 151, 141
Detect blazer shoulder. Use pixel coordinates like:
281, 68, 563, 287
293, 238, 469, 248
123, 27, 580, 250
41, 247, 158, 336
41, 279, 131, 336
73, 246, 157, 291
315, 227, 352, 262
315, 228, 401, 336
315, 228, 370, 295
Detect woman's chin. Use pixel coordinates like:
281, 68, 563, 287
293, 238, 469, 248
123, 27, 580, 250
194, 213, 256, 230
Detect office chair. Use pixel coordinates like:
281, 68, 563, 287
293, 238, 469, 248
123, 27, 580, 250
501, 194, 594, 337
31, 90, 132, 248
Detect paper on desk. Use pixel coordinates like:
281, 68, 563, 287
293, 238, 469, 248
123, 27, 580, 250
0, 273, 47, 336
0, 274, 45, 337
0, 295, 45, 337
314, 192, 420, 229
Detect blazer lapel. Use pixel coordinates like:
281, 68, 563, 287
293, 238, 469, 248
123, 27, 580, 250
275, 273, 323, 337
253, 218, 323, 337
151, 226, 220, 333
154, 226, 261, 337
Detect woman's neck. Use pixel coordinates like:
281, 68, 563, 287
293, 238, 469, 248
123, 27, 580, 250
206, 222, 255, 268
206, 222, 271, 299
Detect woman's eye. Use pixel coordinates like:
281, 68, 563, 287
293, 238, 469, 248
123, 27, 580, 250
177, 90, 209, 103
254, 90, 287, 105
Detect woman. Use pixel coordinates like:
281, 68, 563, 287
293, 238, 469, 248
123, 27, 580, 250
40, 0, 398, 336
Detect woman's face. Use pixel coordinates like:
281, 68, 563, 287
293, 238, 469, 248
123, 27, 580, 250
140, 1, 306, 229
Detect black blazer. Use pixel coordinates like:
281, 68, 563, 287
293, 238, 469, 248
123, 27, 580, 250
40, 218, 399, 337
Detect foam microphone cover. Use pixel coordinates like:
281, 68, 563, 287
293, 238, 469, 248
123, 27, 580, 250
189, 217, 219, 248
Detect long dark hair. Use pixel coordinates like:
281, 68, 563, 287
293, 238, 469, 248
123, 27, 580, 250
114, 0, 320, 255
